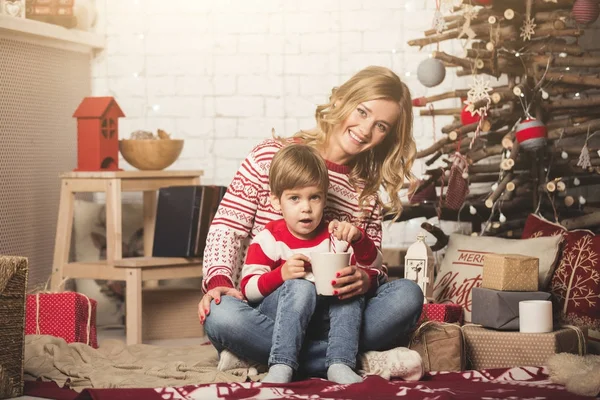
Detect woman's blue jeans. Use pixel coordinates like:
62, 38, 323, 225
204, 278, 423, 376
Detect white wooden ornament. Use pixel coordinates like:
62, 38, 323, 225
0, 0, 25, 17
404, 232, 435, 303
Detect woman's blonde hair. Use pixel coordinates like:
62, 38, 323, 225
294, 65, 417, 219
269, 143, 329, 199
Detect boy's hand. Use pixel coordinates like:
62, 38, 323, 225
328, 220, 362, 243
281, 254, 309, 281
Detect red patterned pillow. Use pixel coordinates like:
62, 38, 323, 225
522, 214, 600, 332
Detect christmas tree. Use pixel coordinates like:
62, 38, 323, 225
402, 0, 600, 238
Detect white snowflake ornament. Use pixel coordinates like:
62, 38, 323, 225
440, 0, 457, 13
464, 76, 493, 117
433, 9, 448, 33
520, 17, 536, 41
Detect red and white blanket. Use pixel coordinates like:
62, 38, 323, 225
25, 366, 597, 400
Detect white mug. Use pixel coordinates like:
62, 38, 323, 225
519, 300, 553, 333
310, 252, 351, 296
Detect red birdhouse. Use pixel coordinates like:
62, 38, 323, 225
72, 96, 125, 171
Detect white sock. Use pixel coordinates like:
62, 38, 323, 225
262, 364, 294, 383
327, 363, 362, 384
217, 349, 256, 371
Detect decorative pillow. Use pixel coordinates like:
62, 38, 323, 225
433, 233, 562, 322
521, 214, 600, 336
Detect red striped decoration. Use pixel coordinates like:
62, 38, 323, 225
572, 0, 600, 25
515, 118, 547, 151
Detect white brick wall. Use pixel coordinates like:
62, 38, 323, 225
93, 0, 465, 189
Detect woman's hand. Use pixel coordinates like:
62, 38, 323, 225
332, 265, 370, 300
198, 286, 244, 324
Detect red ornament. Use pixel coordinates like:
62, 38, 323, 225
572, 0, 600, 25
412, 97, 427, 107
460, 105, 482, 126
73, 97, 125, 171
515, 118, 547, 151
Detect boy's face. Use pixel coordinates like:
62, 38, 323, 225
270, 185, 326, 240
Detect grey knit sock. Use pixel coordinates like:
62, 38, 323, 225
327, 363, 363, 384
262, 364, 294, 383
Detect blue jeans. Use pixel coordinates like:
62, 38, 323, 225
267, 279, 364, 370
205, 278, 423, 376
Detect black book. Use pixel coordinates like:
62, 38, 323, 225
152, 185, 203, 258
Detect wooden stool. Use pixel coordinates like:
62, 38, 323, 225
51, 170, 204, 345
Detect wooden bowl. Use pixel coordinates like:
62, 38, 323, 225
119, 139, 184, 170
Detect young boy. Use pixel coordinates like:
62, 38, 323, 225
240, 143, 381, 384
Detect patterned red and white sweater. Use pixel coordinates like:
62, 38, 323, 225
240, 219, 380, 302
202, 138, 386, 293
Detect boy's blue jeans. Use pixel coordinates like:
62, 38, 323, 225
205, 278, 423, 376
266, 279, 364, 370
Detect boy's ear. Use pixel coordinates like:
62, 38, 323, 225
270, 193, 281, 211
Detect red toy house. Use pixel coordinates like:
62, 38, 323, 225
72, 96, 125, 171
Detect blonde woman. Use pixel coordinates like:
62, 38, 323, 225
199, 66, 424, 378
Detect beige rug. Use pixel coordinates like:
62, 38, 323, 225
24, 335, 258, 392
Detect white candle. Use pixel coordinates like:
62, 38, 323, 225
519, 300, 553, 333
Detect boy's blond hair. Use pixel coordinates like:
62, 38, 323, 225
269, 143, 329, 198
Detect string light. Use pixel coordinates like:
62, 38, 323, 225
579, 195, 587, 205
499, 213, 507, 223
574, 177, 581, 186
561, 151, 569, 159
469, 205, 477, 215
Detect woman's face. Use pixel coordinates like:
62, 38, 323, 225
326, 98, 400, 165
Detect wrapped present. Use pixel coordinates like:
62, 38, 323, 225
0, 256, 28, 399
25, 292, 97, 348
482, 253, 539, 291
418, 302, 464, 325
471, 287, 552, 330
462, 325, 586, 369
409, 321, 465, 372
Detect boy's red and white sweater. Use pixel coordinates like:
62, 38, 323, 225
201, 138, 386, 293
240, 219, 381, 302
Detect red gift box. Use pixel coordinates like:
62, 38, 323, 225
25, 292, 98, 348
418, 303, 464, 325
